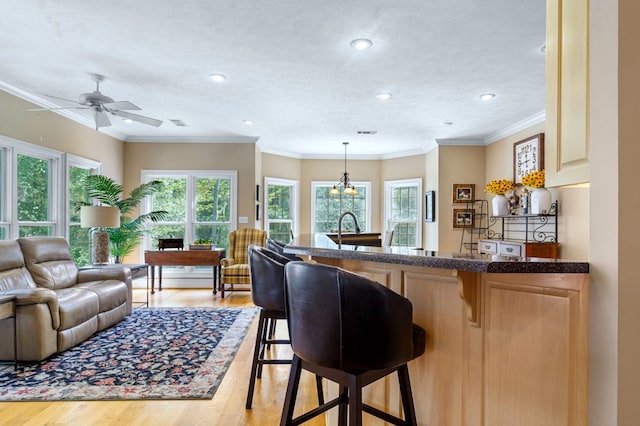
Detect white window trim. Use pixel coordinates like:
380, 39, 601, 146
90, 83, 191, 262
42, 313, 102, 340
0, 135, 65, 238
140, 169, 238, 271
65, 154, 102, 238
384, 178, 423, 247
310, 180, 371, 234
264, 176, 299, 238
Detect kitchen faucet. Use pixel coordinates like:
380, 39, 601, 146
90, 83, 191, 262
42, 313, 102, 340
338, 211, 361, 245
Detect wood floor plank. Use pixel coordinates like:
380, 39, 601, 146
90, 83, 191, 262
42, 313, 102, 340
0, 289, 326, 426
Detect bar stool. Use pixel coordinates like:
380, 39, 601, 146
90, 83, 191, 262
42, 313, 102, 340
245, 245, 323, 409
266, 238, 300, 261
282, 261, 426, 426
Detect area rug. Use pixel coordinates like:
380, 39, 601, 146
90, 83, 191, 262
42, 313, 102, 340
0, 307, 257, 401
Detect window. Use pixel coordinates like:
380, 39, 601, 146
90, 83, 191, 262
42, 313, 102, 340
17, 153, 56, 237
142, 170, 237, 274
0, 137, 78, 244
67, 155, 101, 265
384, 179, 422, 247
311, 181, 371, 233
264, 177, 298, 243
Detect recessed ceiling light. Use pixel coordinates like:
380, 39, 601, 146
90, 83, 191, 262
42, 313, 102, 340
209, 74, 227, 83
376, 92, 392, 100
123, 119, 133, 124
243, 120, 254, 125
479, 93, 496, 101
349, 38, 373, 50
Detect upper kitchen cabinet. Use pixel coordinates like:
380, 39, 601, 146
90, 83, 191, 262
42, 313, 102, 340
545, 0, 590, 187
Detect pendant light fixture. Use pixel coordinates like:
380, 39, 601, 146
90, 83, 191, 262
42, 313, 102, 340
329, 142, 358, 196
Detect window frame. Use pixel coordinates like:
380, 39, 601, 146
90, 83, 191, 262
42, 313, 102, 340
140, 169, 238, 275
384, 178, 423, 247
0, 135, 66, 239
264, 176, 299, 242
310, 180, 371, 234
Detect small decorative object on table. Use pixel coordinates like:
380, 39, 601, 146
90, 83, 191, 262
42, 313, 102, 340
521, 187, 529, 214
484, 178, 514, 216
521, 170, 552, 214
189, 239, 213, 250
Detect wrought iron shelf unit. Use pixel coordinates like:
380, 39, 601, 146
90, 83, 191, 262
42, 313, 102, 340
459, 199, 489, 253
488, 201, 558, 243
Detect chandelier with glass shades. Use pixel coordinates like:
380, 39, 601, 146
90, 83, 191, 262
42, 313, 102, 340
329, 142, 358, 196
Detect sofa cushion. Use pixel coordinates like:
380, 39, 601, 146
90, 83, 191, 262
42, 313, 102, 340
0, 240, 38, 292
55, 288, 100, 330
18, 237, 79, 289
76, 280, 128, 313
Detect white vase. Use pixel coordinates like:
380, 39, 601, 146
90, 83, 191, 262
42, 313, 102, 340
492, 194, 509, 216
530, 188, 552, 214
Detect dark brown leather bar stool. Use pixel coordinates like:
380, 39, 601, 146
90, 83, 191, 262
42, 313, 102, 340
266, 238, 300, 262
245, 245, 323, 409
282, 261, 426, 426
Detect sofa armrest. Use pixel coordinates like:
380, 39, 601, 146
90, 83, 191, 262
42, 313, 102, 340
1, 288, 60, 329
77, 268, 133, 284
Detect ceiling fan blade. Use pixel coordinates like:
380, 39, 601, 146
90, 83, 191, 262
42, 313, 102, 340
45, 94, 81, 104
94, 110, 112, 128
111, 110, 163, 127
27, 107, 90, 111
103, 101, 140, 111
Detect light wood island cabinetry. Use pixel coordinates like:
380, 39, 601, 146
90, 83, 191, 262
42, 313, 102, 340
287, 234, 589, 426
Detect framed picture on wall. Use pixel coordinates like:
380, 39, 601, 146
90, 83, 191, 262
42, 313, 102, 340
452, 184, 475, 203
453, 208, 475, 228
425, 191, 435, 222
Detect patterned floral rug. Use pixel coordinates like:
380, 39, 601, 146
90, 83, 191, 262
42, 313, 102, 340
0, 307, 257, 401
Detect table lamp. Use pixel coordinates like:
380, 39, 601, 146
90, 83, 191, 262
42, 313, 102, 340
80, 206, 120, 265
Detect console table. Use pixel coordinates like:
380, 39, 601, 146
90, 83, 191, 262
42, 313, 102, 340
144, 249, 226, 294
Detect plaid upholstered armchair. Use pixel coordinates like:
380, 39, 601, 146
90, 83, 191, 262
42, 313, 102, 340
219, 228, 267, 297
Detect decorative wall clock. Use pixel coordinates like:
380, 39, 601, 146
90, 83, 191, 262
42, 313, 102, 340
513, 133, 544, 184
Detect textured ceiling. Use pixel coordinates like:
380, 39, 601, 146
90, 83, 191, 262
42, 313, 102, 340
0, 0, 545, 158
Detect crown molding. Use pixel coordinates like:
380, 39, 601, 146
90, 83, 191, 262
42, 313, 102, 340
435, 138, 485, 146
124, 135, 259, 143
483, 111, 545, 144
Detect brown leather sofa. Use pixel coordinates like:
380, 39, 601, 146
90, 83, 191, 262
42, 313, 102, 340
0, 236, 133, 361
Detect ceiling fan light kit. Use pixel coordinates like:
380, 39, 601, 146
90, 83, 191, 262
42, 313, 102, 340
30, 73, 163, 130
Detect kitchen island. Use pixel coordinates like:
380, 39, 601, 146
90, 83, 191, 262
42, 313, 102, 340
285, 234, 589, 426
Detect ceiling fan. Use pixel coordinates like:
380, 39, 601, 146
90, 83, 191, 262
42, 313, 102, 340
29, 74, 162, 129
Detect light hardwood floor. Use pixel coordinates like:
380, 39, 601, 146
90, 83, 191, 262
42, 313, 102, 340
0, 289, 325, 426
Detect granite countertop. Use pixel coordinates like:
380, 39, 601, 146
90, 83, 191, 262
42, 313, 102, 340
285, 234, 589, 274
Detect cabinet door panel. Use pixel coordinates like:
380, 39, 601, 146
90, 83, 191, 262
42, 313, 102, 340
546, 0, 590, 186
484, 280, 583, 426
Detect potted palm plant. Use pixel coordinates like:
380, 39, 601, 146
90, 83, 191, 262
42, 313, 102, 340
80, 175, 169, 263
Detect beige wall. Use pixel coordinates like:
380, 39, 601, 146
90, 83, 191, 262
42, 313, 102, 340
437, 145, 486, 252
0, 90, 124, 180
617, 0, 640, 421
261, 152, 301, 181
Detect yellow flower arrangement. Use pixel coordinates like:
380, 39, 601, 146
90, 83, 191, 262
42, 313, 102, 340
484, 178, 514, 195
521, 170, 545, 189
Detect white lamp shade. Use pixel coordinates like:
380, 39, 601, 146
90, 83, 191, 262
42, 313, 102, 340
80, 206, 120, 228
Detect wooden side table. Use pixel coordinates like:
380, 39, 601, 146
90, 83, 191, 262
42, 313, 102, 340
0, 295, 18, 369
